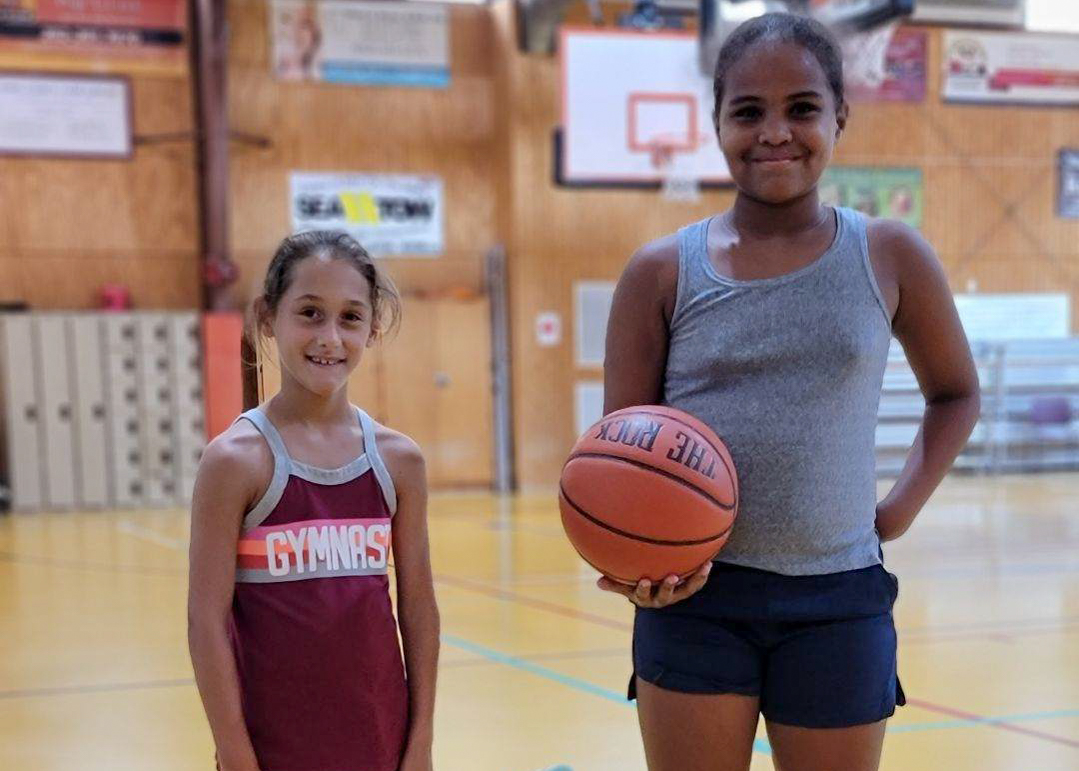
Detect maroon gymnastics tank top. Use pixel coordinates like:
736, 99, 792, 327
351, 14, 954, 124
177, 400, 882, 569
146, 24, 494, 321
229, 406, 408, 771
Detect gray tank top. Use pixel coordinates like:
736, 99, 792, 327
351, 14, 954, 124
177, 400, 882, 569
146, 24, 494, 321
663, 206, 892, 575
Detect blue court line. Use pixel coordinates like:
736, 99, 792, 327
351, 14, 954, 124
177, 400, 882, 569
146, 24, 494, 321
441, 634, 775, 756
441, 634, 630, 706
442, 635, 1079, 756
890, 708, 1079, 734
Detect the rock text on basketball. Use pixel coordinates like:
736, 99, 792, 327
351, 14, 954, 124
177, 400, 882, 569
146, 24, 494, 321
666, 431, 718, 479
594, 418, 662, 452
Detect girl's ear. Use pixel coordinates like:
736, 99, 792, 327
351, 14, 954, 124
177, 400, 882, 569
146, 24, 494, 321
835, 100, 850, 139
254, 297, 275, 339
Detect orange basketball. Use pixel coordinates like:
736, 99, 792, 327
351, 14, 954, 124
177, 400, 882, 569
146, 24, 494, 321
559, 405, 738, 584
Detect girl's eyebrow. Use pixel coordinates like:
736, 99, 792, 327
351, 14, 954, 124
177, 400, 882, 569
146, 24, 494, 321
728, 90, 823, 106
294, 293, 369, 308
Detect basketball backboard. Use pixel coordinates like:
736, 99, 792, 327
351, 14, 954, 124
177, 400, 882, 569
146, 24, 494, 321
559, 28, 731, 186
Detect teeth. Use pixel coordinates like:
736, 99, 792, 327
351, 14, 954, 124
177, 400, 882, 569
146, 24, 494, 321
309, 356, 341, 366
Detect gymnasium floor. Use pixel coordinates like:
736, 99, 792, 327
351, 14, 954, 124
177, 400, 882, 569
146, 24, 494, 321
1, 474, 1077, 771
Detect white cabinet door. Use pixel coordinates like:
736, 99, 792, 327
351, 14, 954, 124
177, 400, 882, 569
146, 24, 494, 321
0, 315, 44, 511
138, 314, 179, 506
34, 315, 77, 509
103, 314, 142, 508
69, 314, 110, 508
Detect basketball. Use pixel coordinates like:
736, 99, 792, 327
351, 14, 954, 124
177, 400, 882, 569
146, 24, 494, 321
559, 405, 738, 584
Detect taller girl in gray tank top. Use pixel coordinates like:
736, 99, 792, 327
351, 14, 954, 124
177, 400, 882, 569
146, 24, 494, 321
663, 205, 892, 575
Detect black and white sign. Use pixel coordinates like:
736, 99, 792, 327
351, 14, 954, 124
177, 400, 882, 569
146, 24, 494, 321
290, 172, 443, 256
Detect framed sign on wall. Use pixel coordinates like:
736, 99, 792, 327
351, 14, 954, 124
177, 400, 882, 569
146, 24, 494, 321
0, 72, 133, 158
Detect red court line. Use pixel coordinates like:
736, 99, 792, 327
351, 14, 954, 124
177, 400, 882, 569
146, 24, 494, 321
433, 573, 632, 632
435, 572, 1079, 644
906, 698, 1079, 749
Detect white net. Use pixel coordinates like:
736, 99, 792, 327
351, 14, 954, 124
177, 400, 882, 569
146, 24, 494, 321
649, 142, 702, 203
840, 20, 899, 92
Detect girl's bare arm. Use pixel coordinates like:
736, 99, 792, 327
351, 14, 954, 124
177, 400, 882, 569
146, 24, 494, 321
188, 430, 267, 771
873, 221, 981, 540
383, 430, 439, 770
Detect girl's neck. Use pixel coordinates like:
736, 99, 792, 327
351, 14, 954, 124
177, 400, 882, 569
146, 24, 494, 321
268, 380, 353, 428
727, 188, 828, 239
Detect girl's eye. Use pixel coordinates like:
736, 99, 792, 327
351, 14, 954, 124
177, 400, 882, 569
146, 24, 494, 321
790, 102, 820, 117
299, 307, 321, 319
733, 106, 762, 120
343, 313, 363, 324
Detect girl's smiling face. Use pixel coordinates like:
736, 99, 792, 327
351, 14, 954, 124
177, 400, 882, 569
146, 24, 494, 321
264, 253, 375, 398
715, 39, 848, 205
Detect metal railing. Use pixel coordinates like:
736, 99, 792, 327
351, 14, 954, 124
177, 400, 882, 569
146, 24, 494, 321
876, 338, 1079, 476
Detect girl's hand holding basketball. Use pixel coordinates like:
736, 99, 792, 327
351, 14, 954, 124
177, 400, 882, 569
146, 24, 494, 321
597, 561, 712, 608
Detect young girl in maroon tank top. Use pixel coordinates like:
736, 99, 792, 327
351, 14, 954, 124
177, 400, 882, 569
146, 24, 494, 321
188, 231, 439, 771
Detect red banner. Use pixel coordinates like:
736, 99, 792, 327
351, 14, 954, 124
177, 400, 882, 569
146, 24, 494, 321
35, 1, 186, 29
0, 0, 186, 75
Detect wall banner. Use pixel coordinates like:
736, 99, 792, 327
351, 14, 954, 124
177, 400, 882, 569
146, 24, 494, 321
820, 167, 923, 229
270, 0, 449, 87
0, 72, 132, 158
290, 173, 443, 257
943, 30, 1079, 106
0, 0, 186, 76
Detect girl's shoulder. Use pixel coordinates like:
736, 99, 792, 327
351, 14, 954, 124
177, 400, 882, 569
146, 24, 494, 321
195, 417, 275, 510
864, 215, 939, 277
370, 420, 425, 487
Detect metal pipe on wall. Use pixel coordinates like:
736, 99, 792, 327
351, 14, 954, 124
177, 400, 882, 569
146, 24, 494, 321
190, 0, 238, 312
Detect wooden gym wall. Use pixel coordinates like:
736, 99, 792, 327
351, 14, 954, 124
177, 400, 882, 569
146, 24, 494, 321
0, 3, 1075, 491
226, 0, 499, 304
491, 6, 1079, 488
0, 77, 200, 309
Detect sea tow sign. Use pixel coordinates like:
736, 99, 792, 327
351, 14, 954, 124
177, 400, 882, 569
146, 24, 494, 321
294, 192, 435, 225
591, 417, 719, 481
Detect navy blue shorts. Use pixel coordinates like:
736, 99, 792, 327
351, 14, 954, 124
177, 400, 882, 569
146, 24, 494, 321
630, 561, 905, 728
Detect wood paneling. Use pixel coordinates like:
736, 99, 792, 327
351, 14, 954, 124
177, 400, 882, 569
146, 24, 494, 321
0, 71, 198, 309
226, 0, 499, 304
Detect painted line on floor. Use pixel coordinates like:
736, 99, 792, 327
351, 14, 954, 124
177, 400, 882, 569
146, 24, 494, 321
0, 678, 195, 700
435, 573, 632, 632
905, 698, 1079, 749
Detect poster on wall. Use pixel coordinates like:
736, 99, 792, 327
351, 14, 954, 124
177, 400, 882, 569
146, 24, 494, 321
0, 73, 132, 158
290, 173, 443, 257
0, 0, 186, 76
847, 27, 927, 103
1059, 150, 1079, 219
270, 0, 449, 87
942, 30, 1079, 106
819, 168, 923, 229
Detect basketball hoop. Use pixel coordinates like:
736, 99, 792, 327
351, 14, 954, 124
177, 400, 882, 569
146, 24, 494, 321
645, 133, 707, 202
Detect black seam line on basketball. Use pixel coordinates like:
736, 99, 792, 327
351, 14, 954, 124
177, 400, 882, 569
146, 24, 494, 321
599, 410, 740, 511
560, 484, 733, 546
566, 452, 735, 512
